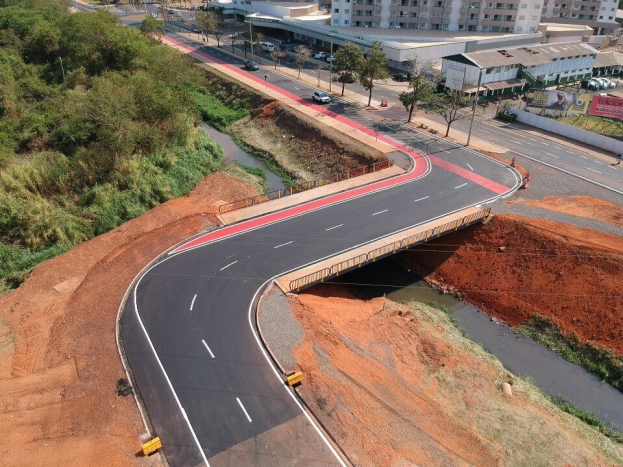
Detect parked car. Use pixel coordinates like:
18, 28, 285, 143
191, 24, 199, 32
393, 73, 408, 82
312, 90, 331, 103
602, 78, 616, 89
150, 12, 158, 18
326, 55, 336, 63
593, 78, 607, 89
587, 79, 600, 90
314, 52, 329, 60
244, 60, 259, 71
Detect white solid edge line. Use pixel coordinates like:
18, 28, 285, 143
190, 294, 197, 311
236, 397, 253, 422
274, 241, 294, 249
454, 182, 467, 189
513, 151, 622, 195
466, 164, 474, 171
202, 339, 216, 359
325, 224, 343, 231
220, 260, 238, 271
372, 209, 388, 216
133, 276, 210, 467
130, 184, 517, 467
414, 196, 429, 202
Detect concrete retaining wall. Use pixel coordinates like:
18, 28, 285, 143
509, 109, 623, 154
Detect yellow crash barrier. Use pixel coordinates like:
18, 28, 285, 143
286, 371, 304, 386
142, 437, 162, 456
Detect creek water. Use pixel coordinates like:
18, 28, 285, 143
202, 124, 286, 192
332, 257, 623, 430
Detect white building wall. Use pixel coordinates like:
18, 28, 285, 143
448, 0, 463, 31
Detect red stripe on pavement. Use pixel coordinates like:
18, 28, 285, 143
164, 37, 510, 253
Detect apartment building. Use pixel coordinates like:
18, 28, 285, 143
541, 0, 618, 34
442, 41, 597, 92
331, 0, 542, 32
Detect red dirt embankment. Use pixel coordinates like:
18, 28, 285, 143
0, 173, 257, 466
289, 285, 623, 466
403, 197, 623, 354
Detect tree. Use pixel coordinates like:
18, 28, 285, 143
358, 41, 389, 107
211, 8, 228, 48
398, 57, 437, 123
139, 15, 164, 39
426, 76, 473, 137
195, 10, 216, 43
293, 45, 311, 79
253, 31, 264, 63
332, 41, 364, 96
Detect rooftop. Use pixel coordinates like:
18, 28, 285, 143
455, 42, 598, 68
595, 51, 623, 68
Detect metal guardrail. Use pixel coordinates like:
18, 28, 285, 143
219, 159, 394, 214
288, 208, 491, 292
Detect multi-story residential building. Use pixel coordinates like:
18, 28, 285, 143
441, 41, 597, 92
541, 0, 618, 34
331, 0, 543, 32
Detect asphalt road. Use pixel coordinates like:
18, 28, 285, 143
118, 32, 521, 467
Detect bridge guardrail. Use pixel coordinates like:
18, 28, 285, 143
219, 160, 394, 214
288, 208, 490, 292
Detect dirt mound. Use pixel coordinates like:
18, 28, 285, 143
0, 173, 257, 466
289, 286, 623, 466
401, 212, 623, 354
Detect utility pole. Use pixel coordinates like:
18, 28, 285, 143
329, 33, 334, 92
466, 67, 483, 147
248, 15, 254, 58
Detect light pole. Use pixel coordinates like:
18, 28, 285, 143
248, 15, 254, 58
466, 67, 484, 147
329, 33, 335, 92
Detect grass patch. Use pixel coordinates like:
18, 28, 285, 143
191, 91, 249, 131
558, 114, 623, 137
551, 395, 623, 444
240, 165, 266, 181
518, 315, 623, 393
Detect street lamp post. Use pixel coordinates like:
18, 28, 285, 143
249, 16, 254, 58
466, 67, 484, 147
329, 33, 334, 92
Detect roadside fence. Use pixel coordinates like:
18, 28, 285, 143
219, 159, 394, 214
288, 208, 490, 292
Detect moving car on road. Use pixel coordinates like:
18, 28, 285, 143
244, 60, 259, 71
314, 51, 329, 60
312, 90, 330, 103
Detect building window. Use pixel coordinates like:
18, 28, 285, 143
345, 9, 350, 12
333, 18, 340, 24
344, 19, 349, 24
521, 3, 527, 7
334, 8, 340, 12
533, 4, 540, 8
519, 15, 525, 19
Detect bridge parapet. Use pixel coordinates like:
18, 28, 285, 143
277, 207, 490, 293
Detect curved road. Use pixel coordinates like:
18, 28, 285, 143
120, 38, 521, 466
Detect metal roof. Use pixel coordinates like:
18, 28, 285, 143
457, 42, 598, 69
595, 51, 623, 68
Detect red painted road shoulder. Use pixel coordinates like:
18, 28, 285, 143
164, 37, 512, 254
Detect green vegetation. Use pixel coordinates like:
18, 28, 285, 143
240, 166, 266, 181
519, 315, 623, 393
0, 1, 239, 292
559, 114, 623, 137
550, 395, 623, 444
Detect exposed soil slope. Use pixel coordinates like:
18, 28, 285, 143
289, 286, 623, 466
0, 173, 257, 466
229, 102, 386, 182
401, 204, 623, 355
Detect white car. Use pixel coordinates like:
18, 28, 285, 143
312, 90, 330, 103
603, 78, 616, 89
314, 52, 329, 60
326, 55, 336, 63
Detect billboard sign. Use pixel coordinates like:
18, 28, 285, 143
525, 89, 578, 112
588, 95, 623, 119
